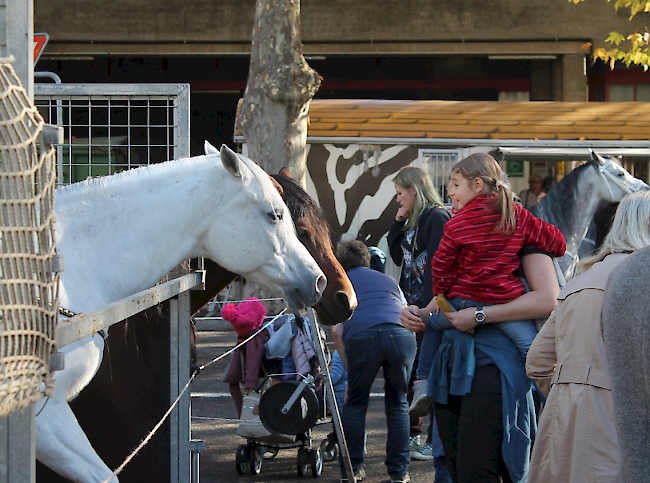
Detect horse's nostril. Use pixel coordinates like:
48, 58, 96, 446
334, 291, 353, 311
334, 291, 349, 308
316, 275, 327, 295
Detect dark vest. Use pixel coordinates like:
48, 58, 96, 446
343, 266, 404, 344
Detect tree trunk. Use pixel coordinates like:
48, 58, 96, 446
238, 0, 321, 187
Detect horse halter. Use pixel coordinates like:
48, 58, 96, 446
596, 157, 635, 200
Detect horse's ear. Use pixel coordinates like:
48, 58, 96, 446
220, 144, 245, 178
270, 175, 285, 199
204, 140, 219, 155
279, 167, 292, 178
590, 149, 605, 166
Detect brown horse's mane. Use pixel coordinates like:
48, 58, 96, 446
271, 173, 332, 245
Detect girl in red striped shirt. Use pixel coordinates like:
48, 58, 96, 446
408, 153, 566, 417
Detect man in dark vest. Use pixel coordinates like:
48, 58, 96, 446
333, 240, 417, 483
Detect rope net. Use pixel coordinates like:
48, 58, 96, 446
0, 62, 58, 416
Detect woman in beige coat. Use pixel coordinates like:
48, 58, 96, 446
526, 190, 650, 483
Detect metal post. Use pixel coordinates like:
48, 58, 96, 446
305, 308, 356, 482
170, 290, 205, 483
0, 406, 35, 483
34, 72, 64, 186
0, 0, 34, 100
173, 84, 190, 160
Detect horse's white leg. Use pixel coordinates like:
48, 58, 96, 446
36, 396, 118, 483
35, 334, 113, 482
56, 335, 106, 401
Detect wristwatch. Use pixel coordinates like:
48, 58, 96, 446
475, 306, 486, 325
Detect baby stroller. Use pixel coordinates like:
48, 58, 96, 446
231, 310, 339, 477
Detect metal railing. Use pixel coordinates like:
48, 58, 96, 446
58, 271, 206, 483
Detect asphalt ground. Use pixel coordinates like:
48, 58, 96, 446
191, 329, 437, 483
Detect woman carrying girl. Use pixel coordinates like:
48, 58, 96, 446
409, 153, 565, 416
402, 152, 565, 483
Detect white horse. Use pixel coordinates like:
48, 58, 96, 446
533, 150, 648, 279
37, 144, 326, 482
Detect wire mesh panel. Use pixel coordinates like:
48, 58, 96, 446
34, 84, 190, 186
0, 62, 58, 416
419, 149, 461, 203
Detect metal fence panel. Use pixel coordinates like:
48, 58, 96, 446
419, 148, 462, 203
34, 83, 190, 186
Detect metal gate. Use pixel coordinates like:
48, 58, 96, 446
419, 148, 462, 204
34, 83, 190, 186
33, 82, 198, 483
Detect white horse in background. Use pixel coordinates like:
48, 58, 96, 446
533, 150, 648, 279
38, 144, 326, 482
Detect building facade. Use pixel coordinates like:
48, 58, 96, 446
34, 0, 650, 251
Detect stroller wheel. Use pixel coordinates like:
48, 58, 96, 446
250, 446, 264, 475
235, 444, 250, 475
320, 437, 339, 462
297, 447, 310, 477
310, 446, 323, 477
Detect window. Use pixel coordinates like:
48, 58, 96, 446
419, 149, 461, 203
607, 81, 650, 102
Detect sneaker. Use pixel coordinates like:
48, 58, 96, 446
391, 472, 411, 483
412, 442, 434, 461
409, 434, 421, 455
355, 468, 366, 481
409, 379, 433, 417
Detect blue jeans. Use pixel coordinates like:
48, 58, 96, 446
416, 298, 537, 380
340, 324, 417, 480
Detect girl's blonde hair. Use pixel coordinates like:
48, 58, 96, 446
393, 166, 446, 231
577, 190, 650, 273
451, 153, 516, 234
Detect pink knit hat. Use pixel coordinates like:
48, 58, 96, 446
221, 297, 267, 336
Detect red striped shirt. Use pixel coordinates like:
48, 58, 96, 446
432, 195, 566, 303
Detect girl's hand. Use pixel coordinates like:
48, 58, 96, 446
418, 297, 440, 324
446, 308, 479, 333
400, 305, 424, 332
395, 207, 411, 222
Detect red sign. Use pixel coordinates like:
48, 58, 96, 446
34, 33, 49, 65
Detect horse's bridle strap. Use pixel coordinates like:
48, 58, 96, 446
598, 159, 634, 199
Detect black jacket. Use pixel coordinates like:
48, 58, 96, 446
387, 207, 450, 307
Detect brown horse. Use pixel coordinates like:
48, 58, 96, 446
37, 169, 356, 483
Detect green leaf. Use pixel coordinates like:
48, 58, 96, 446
606, 31, 627, 45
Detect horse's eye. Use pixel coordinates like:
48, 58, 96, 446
268, 210, 283, 222
297, 229, 310, 240
617, 171, 625, 177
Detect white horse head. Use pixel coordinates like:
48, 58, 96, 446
590, 149, 648, 202
203, 145, 327, 308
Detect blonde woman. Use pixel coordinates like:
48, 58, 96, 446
526, 190, 650, 483
387, 166, 450, 465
